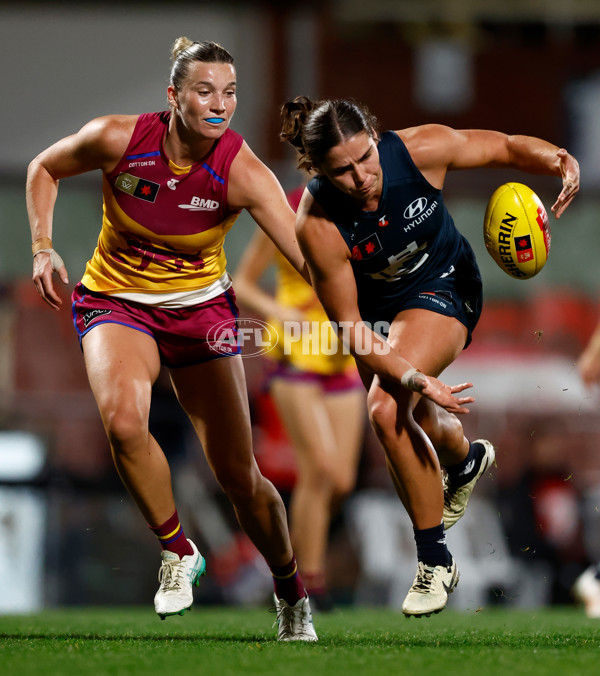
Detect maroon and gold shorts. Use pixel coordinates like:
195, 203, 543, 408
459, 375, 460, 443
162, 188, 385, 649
266, 360, 362, 393
71, 283, 240, 367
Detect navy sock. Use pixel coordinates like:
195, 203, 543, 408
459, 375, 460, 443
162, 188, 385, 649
414, 523, 452, 567
445, 441, 485, 488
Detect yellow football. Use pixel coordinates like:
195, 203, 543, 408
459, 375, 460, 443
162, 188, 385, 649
483, 182, 551, 279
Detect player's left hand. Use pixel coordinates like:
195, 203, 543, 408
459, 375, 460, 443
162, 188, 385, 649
551, 148, 579, 219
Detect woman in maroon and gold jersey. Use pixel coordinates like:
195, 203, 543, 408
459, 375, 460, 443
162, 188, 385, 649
26, 37, 318, 640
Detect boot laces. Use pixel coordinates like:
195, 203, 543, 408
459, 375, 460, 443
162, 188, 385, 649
273, 600, 312, 639
413, 562, 437, 593
158, 560, 185, 593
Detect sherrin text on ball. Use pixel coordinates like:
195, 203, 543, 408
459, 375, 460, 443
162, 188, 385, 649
483, 182, 551, 279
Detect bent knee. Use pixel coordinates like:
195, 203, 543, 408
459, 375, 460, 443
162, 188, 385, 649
296, 459, 356, 500
367, 392, 407, 438
215, 464, 267, 505
331, 473, 356, 501
103, 404, 149, 451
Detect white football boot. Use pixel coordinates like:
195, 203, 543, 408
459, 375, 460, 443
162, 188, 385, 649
274, 594, 319, 641
154, 539, 206, 620
573, 567, 600, 618
443, 439, 496, 530
402, 559, 459, 617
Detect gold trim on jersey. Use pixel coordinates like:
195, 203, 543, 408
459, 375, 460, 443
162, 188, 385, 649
168, 158, 193, 176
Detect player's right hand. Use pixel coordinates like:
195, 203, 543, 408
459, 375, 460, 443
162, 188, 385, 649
33, 249, 69, 311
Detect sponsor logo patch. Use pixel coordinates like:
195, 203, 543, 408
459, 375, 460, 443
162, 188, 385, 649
403, 198, 437, 233
351, 233, 382, 261
127, 160, 156, 168
416, 290, 455, 311
515, 234, 533, 263
115, 173, 160, 202
178, 196, 220, 211
403, 197, 428, 220
82, 309, 112, 327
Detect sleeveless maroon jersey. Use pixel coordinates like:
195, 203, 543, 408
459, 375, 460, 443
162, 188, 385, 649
82, 111, 244, 294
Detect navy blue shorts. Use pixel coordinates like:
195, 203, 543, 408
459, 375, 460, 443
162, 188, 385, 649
400, 276, 482, 348
362, 258, 483, 348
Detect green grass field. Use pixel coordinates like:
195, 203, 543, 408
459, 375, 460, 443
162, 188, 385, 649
1, 606, 598, 676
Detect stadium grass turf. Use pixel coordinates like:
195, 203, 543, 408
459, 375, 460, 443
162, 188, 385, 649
0, 606, 598, 676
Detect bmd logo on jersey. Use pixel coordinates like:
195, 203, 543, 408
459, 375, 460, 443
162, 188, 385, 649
115, 173, 159, 202
403, 197, 428, 220
179, 196, 220, 211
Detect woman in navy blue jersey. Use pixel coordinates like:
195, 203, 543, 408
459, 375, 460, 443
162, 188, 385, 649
280, 96, 579, 617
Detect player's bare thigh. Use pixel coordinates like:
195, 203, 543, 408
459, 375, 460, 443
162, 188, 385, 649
356, 308, 467, 390
386, 308, 467, 377
81, 322, 161, 415
270, 379, 336, 461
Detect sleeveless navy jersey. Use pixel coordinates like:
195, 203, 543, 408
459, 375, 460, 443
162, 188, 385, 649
307, 131, 482, 326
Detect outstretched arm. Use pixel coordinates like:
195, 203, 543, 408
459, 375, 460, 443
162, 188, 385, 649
296, 193, 474, 414
399, 125, 579, 218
